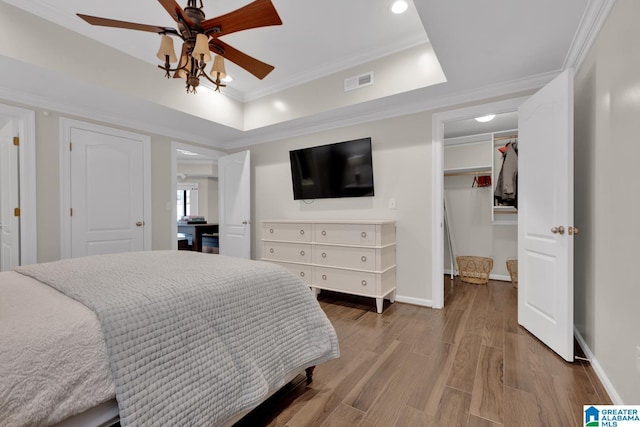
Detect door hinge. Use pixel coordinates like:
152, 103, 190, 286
70, 208, 73, 216
69, 142, 72, 151
13, 136, 19, 146
14, 207, 20, 217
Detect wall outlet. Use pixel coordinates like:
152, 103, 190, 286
389, 198, 397, 210
636, 346, 640, 375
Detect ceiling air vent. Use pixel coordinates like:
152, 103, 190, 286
344, 72, 374, 92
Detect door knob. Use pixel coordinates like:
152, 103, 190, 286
136, 221, 144, 227
551, 227, 558, 234
242, 220, 249, 225
551, 226, 565, 235
569, 226, 580, 235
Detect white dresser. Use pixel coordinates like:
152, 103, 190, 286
261, 220, 396, 313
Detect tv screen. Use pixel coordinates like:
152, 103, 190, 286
289, 137, 375, 200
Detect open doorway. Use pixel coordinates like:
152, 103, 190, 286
431, 97, 527, 308
442, 111, 519, 302
170, 143, 224, 251
433, 70, 575, 362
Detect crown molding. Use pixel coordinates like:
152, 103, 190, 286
0, 86, 227, 149
241, 36, 430, 102
0, 62, 555, 152
227, 70, 555, 149
563, 0, 617, 72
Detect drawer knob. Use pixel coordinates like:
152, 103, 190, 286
361, 280, 367, 286
269, 228, 274, 234
300, 272, 305, 277
300, 229, 305, 235
361, 231, 367, 238
322, 252, 327, 258
269, 248, 274, 254
322, 274, 327, 280
361, 256, 367, 262
321, 230, 327, 236
300, 250, 305, 256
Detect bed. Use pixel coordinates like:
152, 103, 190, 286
0, 251, 340, 426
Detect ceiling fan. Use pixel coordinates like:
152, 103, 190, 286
77, 0, 282, 93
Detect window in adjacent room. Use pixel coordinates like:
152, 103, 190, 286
177, 183, 199, 220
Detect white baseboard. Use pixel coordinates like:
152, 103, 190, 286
574, 326, 624, 404
394, 295, 433, 308
443, 270, 511, 282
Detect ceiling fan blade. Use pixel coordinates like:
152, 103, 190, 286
202, 0, 282, 37
157, 0, 194, 27
77, 14, 179, 36
209, 40, 274, 80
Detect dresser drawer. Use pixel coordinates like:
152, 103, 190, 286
263, 222, 312, 242
269, 261, 312, 285
313, 267, 377, 297
314, 223, 377, 246
313, 245, 377, 270
262, 242, 312, 263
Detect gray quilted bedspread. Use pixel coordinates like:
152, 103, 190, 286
15, 251, 339, 426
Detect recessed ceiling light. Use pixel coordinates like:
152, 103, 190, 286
475, 114, 496, 123
391, 0, 408, 14
177, 149, 198, 156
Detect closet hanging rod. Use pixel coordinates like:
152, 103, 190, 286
493, 134, 518, 142
444, 171, 491, 177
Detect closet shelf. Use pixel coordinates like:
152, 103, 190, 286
444, 165, 492, 176
494, 206, 518, 214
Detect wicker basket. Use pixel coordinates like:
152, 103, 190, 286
456, 256, 493, 285
506, 259, 518, 288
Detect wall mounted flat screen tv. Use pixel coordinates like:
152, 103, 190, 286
289, 137, 374, 200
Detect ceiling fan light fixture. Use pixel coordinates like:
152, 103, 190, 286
192, 34, 212, 62
78, 0, 284, 94
211, 55, 227, 79
156, 35, 177, 63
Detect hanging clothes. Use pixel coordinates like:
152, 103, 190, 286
494, 142, 518, 207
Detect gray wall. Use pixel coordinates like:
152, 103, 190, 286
574, 0, 640, 404
248, 112, 433, 304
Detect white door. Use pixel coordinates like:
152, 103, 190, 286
70, 127, 146, 257
518, 69, 574, 361
0, 119, 20, 270
218, 150, 250, 258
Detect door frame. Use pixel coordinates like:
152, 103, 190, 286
0, 104, 36, 266
60, 118, 152, 258
431, 96, 528, 308
170, 142, 225, 250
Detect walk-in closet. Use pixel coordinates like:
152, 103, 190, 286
443, 112, 518, 283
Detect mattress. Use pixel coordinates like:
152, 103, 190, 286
0, 271, 114, 426
1, 251, 340, 426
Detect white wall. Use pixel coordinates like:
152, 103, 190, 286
574, 0, 640, 404
444, 175, 517, 279
249, 112, 433, 304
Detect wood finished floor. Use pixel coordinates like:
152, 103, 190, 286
234, 278, 611, 427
